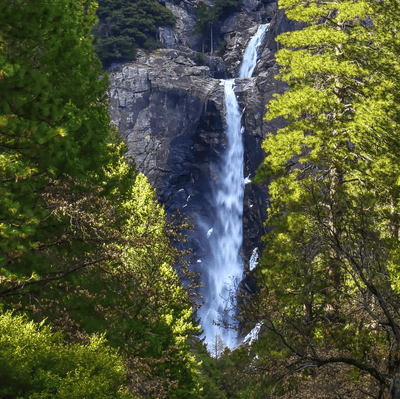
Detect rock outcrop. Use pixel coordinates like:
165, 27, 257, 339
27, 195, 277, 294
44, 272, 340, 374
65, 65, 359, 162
108, 0, 302, 286
108, 48, 226, 215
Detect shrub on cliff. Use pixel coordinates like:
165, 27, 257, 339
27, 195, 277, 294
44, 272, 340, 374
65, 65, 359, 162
194, 0, 240, 34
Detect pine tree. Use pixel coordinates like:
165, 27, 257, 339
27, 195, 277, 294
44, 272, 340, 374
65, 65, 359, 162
194, 0, 239, 54
253, 0, 400, 396
0, 2, 202, 397
194, 337, 265, 398
0, 0, 112, 269
93, 0, 176, 66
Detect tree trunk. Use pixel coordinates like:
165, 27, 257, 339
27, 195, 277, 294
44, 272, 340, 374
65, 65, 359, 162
210, 27, 213, 55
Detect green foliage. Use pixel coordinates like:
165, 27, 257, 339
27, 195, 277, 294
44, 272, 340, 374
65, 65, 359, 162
253, 0, 400, 396
93, 0, 176, 66
195, 340, 230, 399
0, 1, 201, 398
0, 312, 129, 398
194, 0, 240, 35
194, 339, 266, 399
85, 172, 202, 398
213, 0, 241, 21
197, 52, 205, 64
0, 0, 111, 268
143, 37, 163, 51
194, 2, 216, 35
218, 41, 228, 56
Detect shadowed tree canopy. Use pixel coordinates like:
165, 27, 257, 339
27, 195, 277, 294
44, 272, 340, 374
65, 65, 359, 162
194, 0, 240, 33
93, 0, 176, 66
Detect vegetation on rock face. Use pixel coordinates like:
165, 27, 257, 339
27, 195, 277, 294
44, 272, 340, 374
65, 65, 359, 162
194, 0, 240, 53
253, 0, 400, 396
194, 0, 240, 34
0, 1, 201, 397
92, 0, 176, 66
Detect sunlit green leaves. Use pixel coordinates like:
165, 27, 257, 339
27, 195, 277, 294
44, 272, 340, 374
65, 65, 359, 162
254, 0, 400, 395
0, 312, 130, 398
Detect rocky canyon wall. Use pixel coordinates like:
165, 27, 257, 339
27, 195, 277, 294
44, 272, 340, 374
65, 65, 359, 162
107, 0, 302, 295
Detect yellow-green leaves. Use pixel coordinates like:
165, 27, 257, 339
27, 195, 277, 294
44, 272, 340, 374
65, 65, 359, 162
0, 312, 130, 398
280, 0, 371, 23
254, 0, 400, 395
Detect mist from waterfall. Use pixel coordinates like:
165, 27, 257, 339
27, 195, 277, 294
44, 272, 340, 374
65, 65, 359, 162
199, 24, 269, 350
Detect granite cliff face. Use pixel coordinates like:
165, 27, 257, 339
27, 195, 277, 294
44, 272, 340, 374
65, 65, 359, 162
107, 0, 301, 287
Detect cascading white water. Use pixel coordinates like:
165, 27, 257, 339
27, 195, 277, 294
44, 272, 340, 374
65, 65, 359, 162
239, 24, 269, 78
199, 24, 269, 350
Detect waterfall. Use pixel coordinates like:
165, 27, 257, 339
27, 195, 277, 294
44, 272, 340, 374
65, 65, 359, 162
199, 24, 269, 350
239, 24, 269, 78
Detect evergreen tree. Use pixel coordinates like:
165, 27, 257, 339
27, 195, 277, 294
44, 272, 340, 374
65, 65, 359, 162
93, 0, 176, 66
194, 2, 216, 53
194, 0, 240, 54
0, 1, 201, 397
253, 0, 400, 396
194, 337, 266, 398
0, 0, 112, 269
